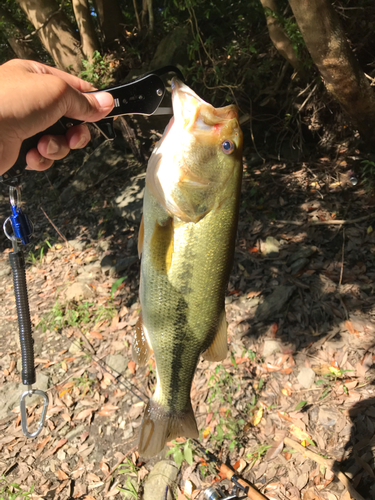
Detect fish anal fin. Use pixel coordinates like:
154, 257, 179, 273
202, 310, 228, 362
132, 313, 153, 366
138, 215, 144, 258
138, 398, 198, 458
150, 218, 174, 273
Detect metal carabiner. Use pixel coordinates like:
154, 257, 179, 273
9, 185, 20, 207
20, 388, 49, 438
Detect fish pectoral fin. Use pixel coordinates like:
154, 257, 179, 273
138, 398, 198, 457
132, 313, 153, 366
202, 310, 228, 362
138, 215, 144, 258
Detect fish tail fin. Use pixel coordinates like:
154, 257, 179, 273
138, 398, 198, 457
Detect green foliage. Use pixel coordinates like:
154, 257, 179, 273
116, 458, 140, 498
0, 476, 34, 500
263, 6, 306, 59
294, 400, 307, 411
79, 51, 113, 89
27, 238, 54, 265
246, 443, 271, 466
73, 372, 94, 393
315, 367, 353, 400
118, 480, 138, 499
206, 363, 245, 451
38, 300, 106, 332
360, 160, 375, 191
111, 276, 127, 299
213, 413, 245, 452
166, 439, 195, 466
117, 458, 139, 476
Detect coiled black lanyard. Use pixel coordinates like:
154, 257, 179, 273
3, 186, 48, 438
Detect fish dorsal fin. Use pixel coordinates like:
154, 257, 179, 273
150, 218, 174, 273
138, 215, 144, 258
132, 313, 153, 366
202, 310, 228, 362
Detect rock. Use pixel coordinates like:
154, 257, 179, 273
0, 372, 50, 419
69, 341, 83, 354
0, 354, 11, 370
65, 282, 94, 301
68, 239, 86, 252
77, 263, 101, 279
98, 240, 111, 252
0, 266, 11, 278
297, 367, 315, 389
143, 461, 179, 500
263, 340, 281, 357
289, 257, 309, 275
106, 354, 127, 375
0, 382, 19, 419
123, 424, 134, 440
149, 26, 189, 70
255, 286, 295, 322
100, 254, 116, 275
319, 407, 338, 427
114, 256, 138, 276
287, 246, 317, 265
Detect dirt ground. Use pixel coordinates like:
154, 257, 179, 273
0, 130, 375, 500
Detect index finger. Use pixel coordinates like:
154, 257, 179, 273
25, 60, 97, 93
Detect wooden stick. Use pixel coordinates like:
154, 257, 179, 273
219, 463, 269, 500
284, 437, 365, 500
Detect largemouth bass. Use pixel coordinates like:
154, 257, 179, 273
133, 79, 243, 457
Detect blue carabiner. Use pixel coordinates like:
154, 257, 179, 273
10, 204, 33, 245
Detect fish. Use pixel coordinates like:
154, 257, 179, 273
132, 78, 243, 457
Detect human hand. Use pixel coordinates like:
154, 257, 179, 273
0, 59, 115, 175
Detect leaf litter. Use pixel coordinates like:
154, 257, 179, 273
0, 142, 374, 499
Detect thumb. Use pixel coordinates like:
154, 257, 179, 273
61, 84, 115, 123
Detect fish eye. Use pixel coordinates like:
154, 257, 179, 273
221, 140, 234, 154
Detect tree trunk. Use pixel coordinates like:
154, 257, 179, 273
260, 0, 300, 72
132, 0, 141, 31
0, 6, 38, 60
288, 0, 375, 143
72, 0, 100, 61
141, 0, 153, 32
93, 0, 124, 46
16, 0, 84, 74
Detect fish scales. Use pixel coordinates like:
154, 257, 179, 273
133, 79, 243, 457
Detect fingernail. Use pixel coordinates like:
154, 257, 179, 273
46, 139, 59, 155
39, 156, 45, 163
95, 91, 114, 110
73, 136, 88, 149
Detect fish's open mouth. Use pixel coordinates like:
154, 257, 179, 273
171, 78, 239, 134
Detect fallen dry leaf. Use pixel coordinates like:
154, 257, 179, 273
97, 404, 118, 417
75, 408, 95, 420
57, 469, 69, 480
251, 407, 263, 426
100, 460, 110, 476
289, 424, 313, 443
303, 488, 325, 500
128, 360, 136, 375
